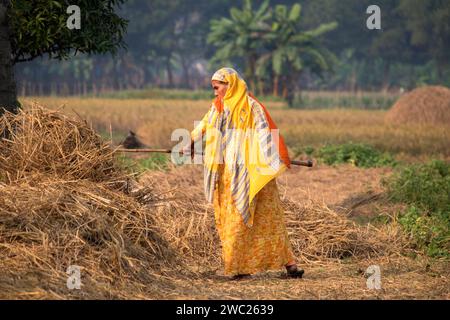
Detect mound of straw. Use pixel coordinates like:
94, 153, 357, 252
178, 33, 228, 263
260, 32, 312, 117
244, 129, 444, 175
0, 105, 124, 185
282, 198, 407, 264
0, 105, 177, 299
385, 86, 450, 125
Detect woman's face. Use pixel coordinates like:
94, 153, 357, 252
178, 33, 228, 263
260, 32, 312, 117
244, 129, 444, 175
211, 80, 228, 99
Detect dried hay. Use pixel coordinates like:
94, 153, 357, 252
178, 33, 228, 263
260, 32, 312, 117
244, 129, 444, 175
0, 176, 179, 298
282, 198, 408, 264
137, 167, 221, 272
0, 105, 125, 185
0, 105, 177, 299
385, 86, 450, 125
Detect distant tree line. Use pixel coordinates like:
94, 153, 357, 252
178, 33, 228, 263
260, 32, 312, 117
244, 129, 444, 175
12, 0, 450, 98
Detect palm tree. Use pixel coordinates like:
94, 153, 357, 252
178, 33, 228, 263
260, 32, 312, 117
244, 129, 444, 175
207, 0, 271, 91
257, 4, 337, 105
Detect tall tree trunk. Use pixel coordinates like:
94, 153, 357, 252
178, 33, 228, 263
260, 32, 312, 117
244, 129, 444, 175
0, 3, 18, 115
287, 73, 299, 108
166, 57, 174, 88
436, 60, 445, 83
273, 74, 279, 97
381, 62, 390, 93
21, 80, 26, 96
257, 79, 264, 96
245, 53, 257, 92
349, 66, 357, 93
180, 57, 190, 89
281, 76, 288, 99
113, 58, 120, 91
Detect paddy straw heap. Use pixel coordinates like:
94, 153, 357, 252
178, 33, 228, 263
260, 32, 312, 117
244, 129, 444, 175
385, 85, 450, 125
0, 105, 177, 299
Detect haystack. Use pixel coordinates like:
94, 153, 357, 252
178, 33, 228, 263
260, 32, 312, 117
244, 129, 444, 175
0, 105, 177, 299
0, 105, 126, 184
385, 86, 450, 125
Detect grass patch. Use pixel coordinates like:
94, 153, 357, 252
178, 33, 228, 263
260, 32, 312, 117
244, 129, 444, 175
351, 213, 392, 226
383, 160, 450, 258
98, 88, 287, 102
307, 143, 397, 168
293, 93, 398, 110
98, 88, 214, 100
117, 153, 170, 174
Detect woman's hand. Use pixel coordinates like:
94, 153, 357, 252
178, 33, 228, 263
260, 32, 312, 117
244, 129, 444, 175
181, 140, 195, 160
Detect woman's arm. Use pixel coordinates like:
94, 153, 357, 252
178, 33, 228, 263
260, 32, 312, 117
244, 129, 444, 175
190, 105, 212, 143
185, 105, 215, 158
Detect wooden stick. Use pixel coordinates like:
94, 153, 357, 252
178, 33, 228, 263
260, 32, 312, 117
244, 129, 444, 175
115, 148, 172, 153
114, 148, 313, 167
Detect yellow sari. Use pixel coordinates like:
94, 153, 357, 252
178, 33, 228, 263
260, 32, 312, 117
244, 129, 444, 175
191, 68, 296, 275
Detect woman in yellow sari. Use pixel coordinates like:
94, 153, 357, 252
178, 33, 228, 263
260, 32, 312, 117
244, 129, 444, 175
190, 67, 304, 280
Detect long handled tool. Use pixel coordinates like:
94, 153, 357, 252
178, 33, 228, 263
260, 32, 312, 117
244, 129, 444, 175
114, 148, 313, 167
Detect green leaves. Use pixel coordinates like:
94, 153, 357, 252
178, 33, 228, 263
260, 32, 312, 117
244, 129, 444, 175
385, 160, 450, 214
304, 22, 338, 38
288, 4, 301, 22
9, 0, 128, 63
384, 160, 450, 258
272, 49, 284, 75
207, 0, 337, 93
274, 5, 287, 20
257, 2, 337, 88
255, 0, 270, 21
229, 8, 242, 24
207, 0, 272, 83
317, 143, 397, 168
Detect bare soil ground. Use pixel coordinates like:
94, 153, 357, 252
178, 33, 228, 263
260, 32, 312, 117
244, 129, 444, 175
279, 164, 390, 207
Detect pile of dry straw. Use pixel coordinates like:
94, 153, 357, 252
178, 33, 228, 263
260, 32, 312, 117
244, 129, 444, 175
0, 105, 408, 298
0, 105, 177, 299
385, 85, 450, 125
